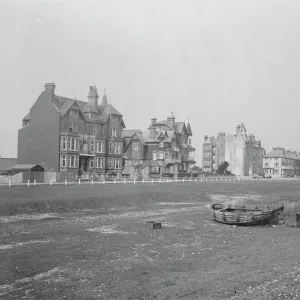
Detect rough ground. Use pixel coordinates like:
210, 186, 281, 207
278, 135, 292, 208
1, 181, 300, 300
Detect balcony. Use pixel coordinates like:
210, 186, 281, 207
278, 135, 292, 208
79, 143, 94, 157
165, 158, 181, 165
182, 155, 196, 163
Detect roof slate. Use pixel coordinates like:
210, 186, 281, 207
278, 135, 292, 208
186, 122, 192, 135
123, 129, 142, 138
12, 164, 43, 170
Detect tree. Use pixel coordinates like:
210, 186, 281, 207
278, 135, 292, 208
217, 161, 229, 175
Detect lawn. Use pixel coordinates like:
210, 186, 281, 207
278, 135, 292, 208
1, 181, 300, 299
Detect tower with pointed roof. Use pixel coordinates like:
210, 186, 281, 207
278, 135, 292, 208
18, 83, 126, 177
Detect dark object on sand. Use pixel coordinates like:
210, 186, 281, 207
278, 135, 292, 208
296, 214, 300, 228
211, 204, 224, 210
146, 221, 162, 229
213, 205, 284, 226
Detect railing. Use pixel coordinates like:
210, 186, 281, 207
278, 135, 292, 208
1, 175, 300, 187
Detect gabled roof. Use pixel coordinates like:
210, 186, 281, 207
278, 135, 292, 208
142, 129, 174, 143
0, 158, 17, 171
174, 122, 185, 134
11, 164, 44, 170
52, 94, 122, 123
123, 129, 142, 138
148, 121, 173, 131
264, 149, 300, 160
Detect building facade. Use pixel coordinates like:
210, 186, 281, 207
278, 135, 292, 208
263, 147, 300, 178
123, 114, 196, 179
225, 123, 264, 176
202, 132, 226, 173
18, 83, 125, 176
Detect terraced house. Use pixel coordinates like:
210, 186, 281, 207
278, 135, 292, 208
263, 147, 300, 178
202, 132, 226, 173
18, 83, 125, 177
123, 114, 196, 179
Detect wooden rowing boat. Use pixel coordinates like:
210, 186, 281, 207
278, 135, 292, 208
213, 204, 284, 226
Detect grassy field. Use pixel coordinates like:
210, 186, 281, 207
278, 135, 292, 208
1, 181, 300, 300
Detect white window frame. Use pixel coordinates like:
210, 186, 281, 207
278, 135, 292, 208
62, 137, 67, 150
100, 157, 104, 168
133, 142, 139, 150
90, 158, 94, 168
68, 155, 77, 168
62, 155, 67, 167
153, 152, 157, 160
116, 158, 120, 169
90, 140, 95, 152
109, 143, 113, 154
108, 158, 112, 169
100, 141, 104, 153
115, 143, 121, 154
159, 152, 164, 159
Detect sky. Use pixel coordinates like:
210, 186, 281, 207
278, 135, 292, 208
1, 0, 300, 165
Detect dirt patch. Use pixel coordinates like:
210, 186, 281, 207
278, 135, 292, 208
86, 225, 135, 234
0, 239, 53, 250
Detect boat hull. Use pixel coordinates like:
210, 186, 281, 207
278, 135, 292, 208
213, 205, 284, 226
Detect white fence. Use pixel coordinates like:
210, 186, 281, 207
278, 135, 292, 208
1, 176, 300, 187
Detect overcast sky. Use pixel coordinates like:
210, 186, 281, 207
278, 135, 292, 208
1, 0, 300, 164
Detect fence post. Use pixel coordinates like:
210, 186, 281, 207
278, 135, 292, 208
8, 180, 11, 187
124, 179, 126, 184
65, 179, 67, 186
189, 178, 191, 182
34, 180, 36, 186
143, 179, 145, 184
152, 178, 154, 184
103, 179, 105, 185
92, 179, 94, 185
159, 178, 161, 183
134, 179, 136, 184
114, 179, 116, 184
50, 179, 52, 186
27, 180, 30, 187
78, 178, 81, 185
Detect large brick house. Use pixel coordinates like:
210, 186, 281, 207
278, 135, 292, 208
123, 114, 196, 179
18, 83, 125, 176
202, 132, 226, 173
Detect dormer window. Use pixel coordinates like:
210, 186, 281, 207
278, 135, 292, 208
159, 141, 164, 147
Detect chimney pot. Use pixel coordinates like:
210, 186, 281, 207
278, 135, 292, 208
88, 85, 99, 110
151, 118, 157, 126
44, 83, 56, 92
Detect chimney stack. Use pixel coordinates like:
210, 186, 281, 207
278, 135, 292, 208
166, 113, 175, 128
44, 83, 56, 93
204, 135, 208, 142
151, 118, 157, 126
88, 86, 99, 110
